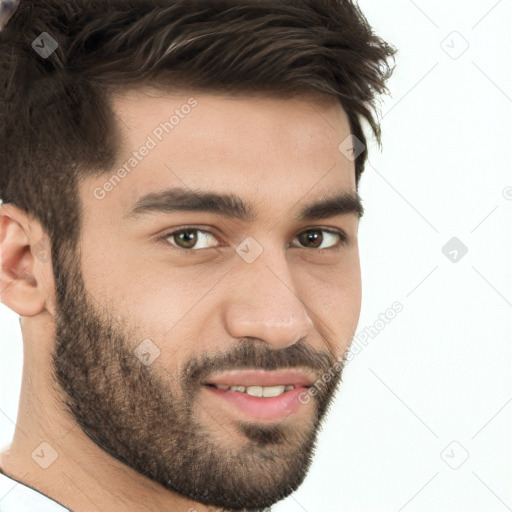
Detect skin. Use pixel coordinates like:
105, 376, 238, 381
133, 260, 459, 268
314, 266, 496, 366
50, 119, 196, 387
0, 89, 362, 512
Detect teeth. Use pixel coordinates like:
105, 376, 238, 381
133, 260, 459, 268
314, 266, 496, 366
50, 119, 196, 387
213, 384, 296, 397
262, 385, 286, 397
246, 385, 262, 397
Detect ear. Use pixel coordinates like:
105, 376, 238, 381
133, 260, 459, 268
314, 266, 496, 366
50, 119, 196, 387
0, 204, 54, 317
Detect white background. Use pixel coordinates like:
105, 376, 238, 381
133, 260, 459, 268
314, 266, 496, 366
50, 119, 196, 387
1, 1, 511, 511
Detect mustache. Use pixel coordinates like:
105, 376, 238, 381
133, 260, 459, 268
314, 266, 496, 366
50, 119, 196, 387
181, 339, 336, 389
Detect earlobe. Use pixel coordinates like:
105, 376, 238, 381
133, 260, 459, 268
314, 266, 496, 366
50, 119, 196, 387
0, 205, 49, 317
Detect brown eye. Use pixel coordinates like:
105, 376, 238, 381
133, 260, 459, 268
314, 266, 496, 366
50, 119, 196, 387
295, 229, 346, 250
161, 226, 346, 254
173, 230, 197, 249
298, 230, 323, 248
165, 229, 219, 250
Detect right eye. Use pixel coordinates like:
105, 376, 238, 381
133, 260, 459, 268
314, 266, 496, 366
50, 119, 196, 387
161, 227, 222, 252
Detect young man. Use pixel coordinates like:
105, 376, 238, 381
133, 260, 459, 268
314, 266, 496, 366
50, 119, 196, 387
0, 1, 395, 510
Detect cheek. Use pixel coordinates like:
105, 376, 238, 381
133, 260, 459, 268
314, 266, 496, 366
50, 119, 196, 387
297, 254, 362, 334
97, 260, 224, 348
340, 257, 362, 333
320, 275, 361, 329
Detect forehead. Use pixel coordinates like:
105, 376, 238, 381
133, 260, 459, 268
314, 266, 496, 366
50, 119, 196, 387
109, 86, 351, 159
82, 87, 357, 222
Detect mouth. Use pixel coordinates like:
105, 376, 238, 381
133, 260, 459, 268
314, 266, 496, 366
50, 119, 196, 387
200, 369, 315, 421
203, 383, 307, 397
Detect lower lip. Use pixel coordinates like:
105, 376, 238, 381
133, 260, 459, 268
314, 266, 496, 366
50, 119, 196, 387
202, 385, 311, 421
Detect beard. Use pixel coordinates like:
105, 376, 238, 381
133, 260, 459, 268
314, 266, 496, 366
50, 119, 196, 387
50, 250, 346, 511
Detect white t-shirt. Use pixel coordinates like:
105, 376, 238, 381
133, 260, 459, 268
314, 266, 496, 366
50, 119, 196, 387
0, 470, 69, 511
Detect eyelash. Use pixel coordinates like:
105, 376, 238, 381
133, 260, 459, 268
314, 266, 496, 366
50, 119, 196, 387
158, 226, 348, 254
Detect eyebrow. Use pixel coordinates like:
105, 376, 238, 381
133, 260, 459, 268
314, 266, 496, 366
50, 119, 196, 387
125, 187, 364, 223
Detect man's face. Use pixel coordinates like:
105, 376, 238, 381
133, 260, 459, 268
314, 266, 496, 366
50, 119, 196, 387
51, 89, 362, 510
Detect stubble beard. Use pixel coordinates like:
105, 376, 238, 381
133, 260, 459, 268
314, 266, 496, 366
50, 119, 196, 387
50, 253, 345, 511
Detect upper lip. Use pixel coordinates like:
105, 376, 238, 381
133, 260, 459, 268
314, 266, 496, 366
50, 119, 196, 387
202, 369, 315, 388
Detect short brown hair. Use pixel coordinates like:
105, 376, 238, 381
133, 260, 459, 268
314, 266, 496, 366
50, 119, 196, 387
0, 0, 395, 282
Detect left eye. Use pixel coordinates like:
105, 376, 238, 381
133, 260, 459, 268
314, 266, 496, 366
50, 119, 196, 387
295, 229, 347, 250
161, 227, 347, 252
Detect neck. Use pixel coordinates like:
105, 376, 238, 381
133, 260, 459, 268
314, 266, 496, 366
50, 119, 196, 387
0, 322, 218, 512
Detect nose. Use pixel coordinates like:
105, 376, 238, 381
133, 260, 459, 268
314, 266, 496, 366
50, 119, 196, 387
221, 243, 314, 350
